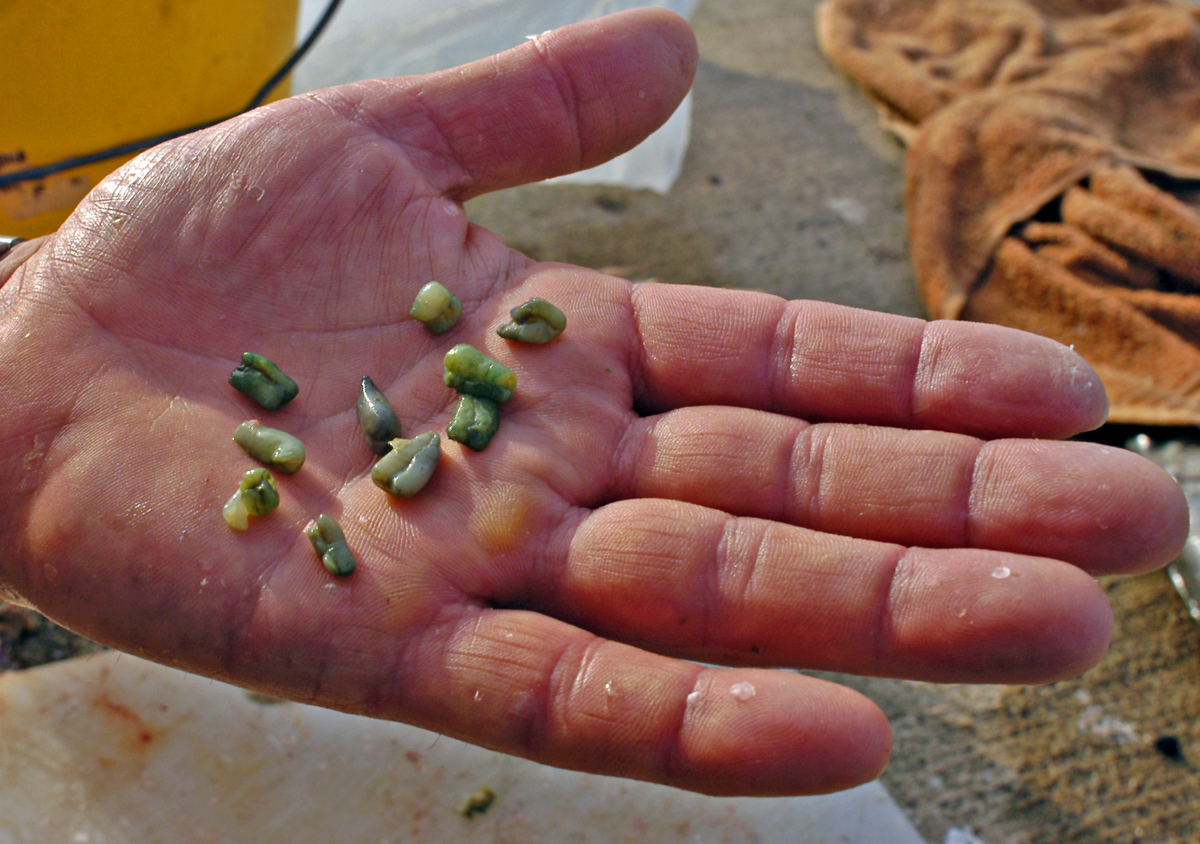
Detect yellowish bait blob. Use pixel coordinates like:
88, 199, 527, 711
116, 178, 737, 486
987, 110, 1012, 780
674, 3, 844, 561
222, 467, 279, 531
410, 281, 462, 334
370, 431, 441, 497
233, 419, 306, 474
443, 344, 516, 403
496, 298, 566, 344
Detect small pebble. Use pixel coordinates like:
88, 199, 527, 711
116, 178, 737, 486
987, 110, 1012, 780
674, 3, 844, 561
1155, 734, 1184, 761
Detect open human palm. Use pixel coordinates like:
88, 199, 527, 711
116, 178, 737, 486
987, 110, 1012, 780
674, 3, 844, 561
0, 9, 1187, 796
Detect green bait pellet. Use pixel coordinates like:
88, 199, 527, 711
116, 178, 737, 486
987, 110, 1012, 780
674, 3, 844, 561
233, 419, 306, 474
410, 281, 462, 334
447, 394, 501, 451
357, 375, 402, 456
370, 431, 441, 496
443, 344, 516, 403
304, 514, 356, 577
229, 352, 299, 410
222, 467, 279, 531
496, 298, 566, 344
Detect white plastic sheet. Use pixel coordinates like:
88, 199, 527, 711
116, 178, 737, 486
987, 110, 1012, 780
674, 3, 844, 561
294, 0, 696, 191
0, 652, 929, 844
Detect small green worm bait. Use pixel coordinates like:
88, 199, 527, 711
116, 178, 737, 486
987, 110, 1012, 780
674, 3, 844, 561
496, 298, 566, 344
357, 375, 402, 455
304, 514, 356, 577
370, 431, 441, 496
443, 344, 516, 403
410, 280, 462, 334
222, 467, 279, 531
447, 394, 500, 451
233, 419, 306, 474
229, 352, 299, 410
458, 787, 496, 819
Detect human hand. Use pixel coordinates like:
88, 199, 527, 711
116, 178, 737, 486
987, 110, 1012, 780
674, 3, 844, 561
0, 8, 1186, 797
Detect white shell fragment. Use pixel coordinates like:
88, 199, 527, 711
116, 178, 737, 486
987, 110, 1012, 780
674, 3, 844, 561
370, 431, 441, 497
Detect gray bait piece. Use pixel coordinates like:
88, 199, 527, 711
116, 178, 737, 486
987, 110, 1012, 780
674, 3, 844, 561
305, 514, 356, 577
357, 375, 402, 455
233, 419, 306, 474
496, 298, 566, 344
410, 281, 462, 334
443, 344, 516, 403
447, 394, 500, 451
370, 431, 441, 497
222, 467, 279, 531
229, 352, 299, 410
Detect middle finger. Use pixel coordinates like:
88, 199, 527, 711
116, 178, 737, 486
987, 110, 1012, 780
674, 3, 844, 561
605, 406, 1186, 576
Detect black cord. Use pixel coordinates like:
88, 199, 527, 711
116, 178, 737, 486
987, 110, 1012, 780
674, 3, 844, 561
0, 0, 344, 190
245, 0, 344, 111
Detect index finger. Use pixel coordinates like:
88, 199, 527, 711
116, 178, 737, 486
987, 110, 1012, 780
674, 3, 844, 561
630, 284, 1109, 439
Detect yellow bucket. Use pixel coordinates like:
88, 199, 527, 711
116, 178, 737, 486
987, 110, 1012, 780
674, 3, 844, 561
0, 0, 300, 238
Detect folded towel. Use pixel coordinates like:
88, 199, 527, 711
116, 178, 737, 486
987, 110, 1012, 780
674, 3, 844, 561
818, 0, 1200, 424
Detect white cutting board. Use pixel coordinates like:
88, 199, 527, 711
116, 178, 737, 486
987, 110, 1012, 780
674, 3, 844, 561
0, 652, 925, 843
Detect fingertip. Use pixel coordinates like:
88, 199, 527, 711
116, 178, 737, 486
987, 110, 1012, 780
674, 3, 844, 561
1021, 565, 1115, 683
915, 322, 1111, 439
1057, 340, 1110, 434
1065, 444, 1189, 576
677, 671, 892, 796
1124, 452, 1190, 574
533, 7, 699, 173
889, 550, 1115, 684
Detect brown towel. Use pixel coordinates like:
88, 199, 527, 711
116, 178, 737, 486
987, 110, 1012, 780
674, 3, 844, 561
817, 0, 1200, 425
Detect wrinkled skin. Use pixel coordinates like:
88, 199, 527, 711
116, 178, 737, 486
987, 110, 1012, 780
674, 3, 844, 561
0, 9, 1187, 796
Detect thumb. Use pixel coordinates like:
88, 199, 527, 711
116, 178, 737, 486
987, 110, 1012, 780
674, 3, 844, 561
340, 6, 698, 200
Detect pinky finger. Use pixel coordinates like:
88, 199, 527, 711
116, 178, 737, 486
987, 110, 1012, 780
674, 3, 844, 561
401, 608, 891, 796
